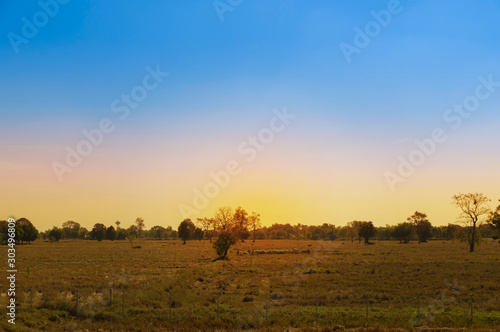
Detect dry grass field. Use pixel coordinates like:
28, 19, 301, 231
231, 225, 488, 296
1, 239, 499, 331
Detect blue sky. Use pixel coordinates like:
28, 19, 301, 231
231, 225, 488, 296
1, 0, 500, 229
2, 0, 499, 123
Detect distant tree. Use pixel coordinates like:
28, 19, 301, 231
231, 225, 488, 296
478, 223, 496, 239
90, 223, 107, 241
489, 199, 500, 238
452, 193, 491, 252
196, 217, 213, 241
392, 222, 413, 244
178, 219, 195, 244
321, 223, 337, 241
358, 221, 377, 244
150, 225, 166, 240
127, 225, 139, 238
48, 226, 62, 242
446, 223, 461, 241
233, 206, 250, 241
127, 234, 139, 248
249, 212, 261, 242
164, 226, 174, 239
431, 225, 447, 240
0, 220, 9, 245
135, 218, 145, 238
194, 227, 204, 241
116, 228, 128, 240
347, 221, 362, 243
408, 211, 433, 243
15, 218, 38, 244
78, 227, 89, 240
62, 221, 80, 240
105, 226, 117, 241
310, 226, 323, 240
376, 225, 393, 241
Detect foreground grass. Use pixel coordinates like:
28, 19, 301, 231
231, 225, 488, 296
0, 239, 499, 331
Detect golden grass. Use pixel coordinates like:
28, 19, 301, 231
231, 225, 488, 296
1, 239, 499, 331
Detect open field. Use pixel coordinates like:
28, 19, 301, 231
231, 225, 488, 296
1, 239, 499, 331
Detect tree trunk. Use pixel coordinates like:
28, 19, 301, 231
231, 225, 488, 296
470, 221, 476, 252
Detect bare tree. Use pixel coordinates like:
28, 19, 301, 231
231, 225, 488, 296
452, 193, 490, 252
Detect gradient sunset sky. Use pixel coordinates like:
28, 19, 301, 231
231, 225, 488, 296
1, 0, 499, 231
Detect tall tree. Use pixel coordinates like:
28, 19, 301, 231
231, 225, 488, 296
135, 218, 145, 238
452, 192, 491, 252
249, 212, 261, 242
233, 206, 250, 241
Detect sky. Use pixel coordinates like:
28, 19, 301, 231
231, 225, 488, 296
1, 0, 499, 231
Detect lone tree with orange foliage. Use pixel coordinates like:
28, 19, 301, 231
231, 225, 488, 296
208, 206, 257, 261
452, 192, 490, 252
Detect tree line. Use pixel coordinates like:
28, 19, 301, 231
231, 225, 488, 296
2, 193, 500, 255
